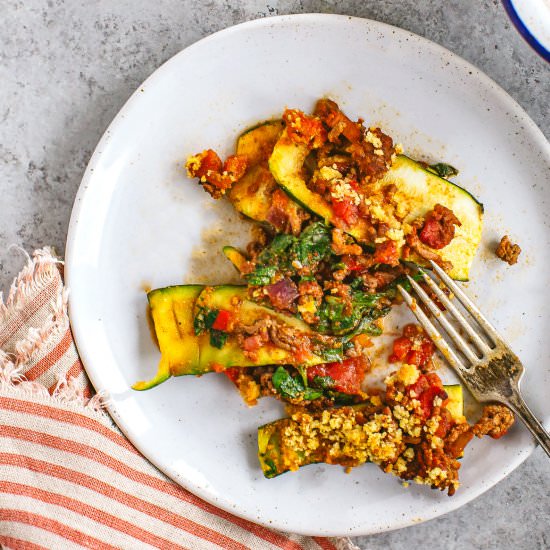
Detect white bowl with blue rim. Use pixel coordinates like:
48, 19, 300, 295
502, 0, 550, 61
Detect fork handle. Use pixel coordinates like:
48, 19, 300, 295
507, 392, 550, 458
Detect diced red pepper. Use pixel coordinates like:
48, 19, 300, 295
212, 309, 231, 331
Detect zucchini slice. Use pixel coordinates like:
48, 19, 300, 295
380, 156, 483, 281
269, 130, 483, 280
194, 285, 335, 372
258, 384, 464, 477
222, 245, 249, 274
229, 120, 283, 223
230, 120, 307, 230
235, 120, 284, 165
229, 164, 278, 223
133, 285, 203, 390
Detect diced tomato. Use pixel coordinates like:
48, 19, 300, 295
418, 204, 461, 250
389, 336, 412, 363
212, 309, 231, 331
403, 324, 420, 338
389, 324, 435, 368
332, 198, 359, 227
307, 356, 367, 395
342, 255, 364, 271
224, 367, 240, 383
211, 362, 225, 373
419, 385, 448, 419
408, 373, 447, 419
223, 154, 248, 180
418, 218, 446, 249
188, 149, 222, 178
373, 240, 399, 266
283, 109, 327, 148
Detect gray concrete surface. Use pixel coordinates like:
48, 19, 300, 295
1, 1, 548, 548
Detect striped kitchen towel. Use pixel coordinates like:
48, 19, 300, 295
0, 248, 356, 550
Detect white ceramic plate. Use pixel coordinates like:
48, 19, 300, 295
502, 0, 550, 61
65, 14, 550, 536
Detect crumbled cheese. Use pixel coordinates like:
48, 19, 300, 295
365, 130, 383, 149
186, 155, 202, 177
330, 180, 361, 205
404, 447, 415, 460
370, 204, 391, 223
319, 166, 342, 180
396, 363, 420, 386
386, 228, 404, 242
425, 417, 440, 435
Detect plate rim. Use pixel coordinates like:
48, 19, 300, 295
65, 13, 550, 537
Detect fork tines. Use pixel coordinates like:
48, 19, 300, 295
397, 261, 500, 375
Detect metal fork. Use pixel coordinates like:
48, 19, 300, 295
397, 260, 550, 457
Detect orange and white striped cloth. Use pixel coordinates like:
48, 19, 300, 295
0, 248, 356, 550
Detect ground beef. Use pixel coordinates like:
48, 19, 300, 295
419, 204, 462, 250
331, 228, 362, 255
405, 230, 453, 272
266, 188, 310, 235
314, 99, 395, 184
495, 235, 521, 265
186, 149, 248, 198
472, 404, 515, 439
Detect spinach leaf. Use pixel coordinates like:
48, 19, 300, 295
326, 391, 357, 405
258, 234, 296, 264
316, 343, 344, 362
312, 375, 335, 390
194, 308, 219, 335
271, 366, 322, 401
209, 329, 228, 349
245, 234, 296, 285
294, 222, 333, 267
428, 162, 459, 179
245, 265, 278, 286
246, 222, 333, 286
272, 367, 304, 399
315, 290, 388, 336
303, 388, 323, 400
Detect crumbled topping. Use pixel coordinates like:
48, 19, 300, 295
330, 180, 362, 205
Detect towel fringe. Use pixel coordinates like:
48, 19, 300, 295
0, 246, 63, 323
